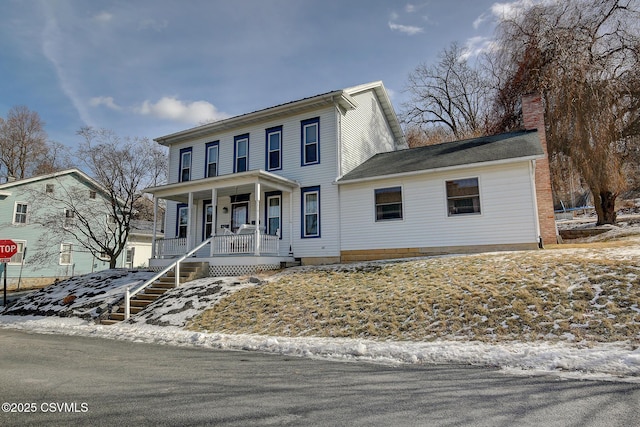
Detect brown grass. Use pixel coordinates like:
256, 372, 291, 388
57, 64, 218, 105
188, 243, 640, 343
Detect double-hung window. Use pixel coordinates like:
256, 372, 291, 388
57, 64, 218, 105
60, 243, 72, 265
266, 126, 282, 171
13, 202, 28, 224
446, 178, 481, 216
205, 141, 219, 178
234, 134, 249, 173
265, 191, 282, 237
179, 148, 192, 182
301, 186, 320, 238
301, 117, 319, 166
177, 204, 188, 238
375, 187, 403, 221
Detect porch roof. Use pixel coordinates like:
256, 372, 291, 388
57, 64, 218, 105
145, 169, 299, 203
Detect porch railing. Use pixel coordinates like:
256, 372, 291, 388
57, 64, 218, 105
155, 233, 280, 258
125, 236, 214, 320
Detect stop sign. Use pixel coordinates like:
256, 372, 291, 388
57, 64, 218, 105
0, 239, 19, 261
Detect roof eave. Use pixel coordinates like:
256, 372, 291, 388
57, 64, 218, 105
336, 154, 544, 185
154, 91, 356, 146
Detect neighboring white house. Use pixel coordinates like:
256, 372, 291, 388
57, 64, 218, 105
122, 220, 162, 269
146, 82, 555, 275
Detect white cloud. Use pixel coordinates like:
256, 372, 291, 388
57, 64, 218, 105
405, 4, 417, 13
473, 12, 489, 29
388, 22, 423, 36
461, 36, 499, 60
90, 96, 121, 110
93, 11, 113, 23
135, 97, 229, 124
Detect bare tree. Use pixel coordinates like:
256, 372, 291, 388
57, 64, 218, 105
494, 0, 640, 224
27, 128, 167, 269
68, 127, 167, 268
0, 105, 48, 180
402, 42, 492, 141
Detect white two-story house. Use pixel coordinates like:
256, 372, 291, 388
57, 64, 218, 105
146, 82, 555, 276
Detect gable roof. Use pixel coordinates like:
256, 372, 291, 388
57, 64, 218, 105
154, 81, 405, 147
0, 168, 122, 204
0, 168, 99, 191
337, 130, 544, 183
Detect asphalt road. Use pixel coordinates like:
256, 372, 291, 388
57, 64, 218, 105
0, 329, 639, 426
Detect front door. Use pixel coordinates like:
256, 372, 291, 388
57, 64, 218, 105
231, 202, 249, 233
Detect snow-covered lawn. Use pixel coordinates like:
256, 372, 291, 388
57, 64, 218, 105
1, 220, 640, 383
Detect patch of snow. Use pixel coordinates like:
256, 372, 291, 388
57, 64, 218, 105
2, 315, 640, 383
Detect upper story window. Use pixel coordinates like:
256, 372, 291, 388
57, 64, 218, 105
205, 141, 219, 178
89, 190, 96, 199
446, 177, 481, 216
265, 126, 283, 171
64, 209, 75, 228
179, 148, 192, 182
301, 186, 320, 238
375, 187, 403, 221
234, 134, 249, 173
301, 117, 320, 166
13, 202, 28, 225
45, 184, 54, 193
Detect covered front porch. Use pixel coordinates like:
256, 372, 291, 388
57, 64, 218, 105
146, 170, 299, 274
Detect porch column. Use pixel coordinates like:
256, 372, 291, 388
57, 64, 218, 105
289, 191, 294, 256
210, 188, 217, 257
254, 182, 261, 256
151, 196, 158, 258
187, 192, 194, 251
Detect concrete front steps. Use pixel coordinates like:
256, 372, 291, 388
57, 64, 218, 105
100, 262, 208, 325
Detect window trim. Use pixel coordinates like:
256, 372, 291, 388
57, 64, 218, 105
265, 191, 282, 239
13, 202, 29, 225
179, 147, 192, 182
176, 203, 189, 239
301, 117, 320, 166
234, 134, 250, 173
301, 186, 320, 238
445, 177, 482, 217
8, 240, 26, 265
59, 242, 73, 265
374, 186, 404, 222
205, 141, 219, 178
265, 126, 283, 171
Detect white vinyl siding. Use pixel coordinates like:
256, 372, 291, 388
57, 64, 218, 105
340, 90, 397, 176
339, 162, 539, 251
163, 106, 341, 258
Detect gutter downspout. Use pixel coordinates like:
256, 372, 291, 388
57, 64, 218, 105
529, 160, 543, 248
335, 101, 343, 262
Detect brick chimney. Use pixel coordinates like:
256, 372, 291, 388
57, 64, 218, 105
522, 93, 557, 246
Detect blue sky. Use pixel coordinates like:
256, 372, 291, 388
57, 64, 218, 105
0, 0, 529, 148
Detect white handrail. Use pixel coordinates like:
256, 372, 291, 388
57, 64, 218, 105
123, 236, 214, 320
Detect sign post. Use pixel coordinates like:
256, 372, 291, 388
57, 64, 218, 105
0, 240, 19, 306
